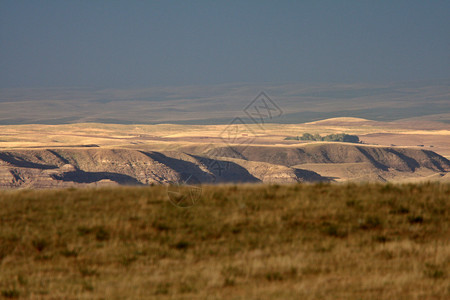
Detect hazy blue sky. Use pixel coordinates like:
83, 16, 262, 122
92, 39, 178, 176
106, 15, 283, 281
1, 0, 449, 88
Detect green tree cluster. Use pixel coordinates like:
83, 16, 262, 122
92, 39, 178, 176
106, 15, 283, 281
285, 133, 359, 143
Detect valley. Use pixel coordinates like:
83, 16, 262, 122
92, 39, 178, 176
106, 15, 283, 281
0, 117, 449, 188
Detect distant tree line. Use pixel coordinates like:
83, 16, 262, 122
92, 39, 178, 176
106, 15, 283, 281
285, 133, 360, 143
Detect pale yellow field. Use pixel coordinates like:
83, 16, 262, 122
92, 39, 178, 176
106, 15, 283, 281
0, 118, 448, 187
1, 118, 449, 158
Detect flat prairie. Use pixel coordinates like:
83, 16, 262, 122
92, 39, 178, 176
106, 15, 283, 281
0, 183, 449, 299
0, 118, 448, 155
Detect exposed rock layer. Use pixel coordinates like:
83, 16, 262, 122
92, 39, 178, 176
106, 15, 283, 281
0, 143, 449, 188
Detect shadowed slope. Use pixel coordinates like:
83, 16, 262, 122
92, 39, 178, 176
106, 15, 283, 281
0, 143, 448, 188
205, 143, 450, 172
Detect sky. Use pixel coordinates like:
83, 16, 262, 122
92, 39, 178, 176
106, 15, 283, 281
1, 0, 449, 88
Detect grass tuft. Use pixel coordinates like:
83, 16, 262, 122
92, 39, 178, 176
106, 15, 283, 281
31, 238, 49, 252
321, 222, 347, 237
408, 215, 424, 224
1, 289, 20, 299
95, 227, 110, 241
424, 263, 446, 279
172, 241, 190, 250
0, 183, 448, 299
79, 266, 99, 277
359, 215, 382, 230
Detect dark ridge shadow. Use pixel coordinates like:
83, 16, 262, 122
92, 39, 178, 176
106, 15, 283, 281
293, 148, 311, 165
422, 150, 450, 172
139, 151, 214, 183
189, 155, 261, 183
9, 169, 24, 183
265, 151, 290, 166
355, 147, 389, 171
295, 148, 307, 156
227, 146, 248, 160
385, 148, 420, 171
293, 169, 331, 182
51, 171, 142, 185
319, 149, 332, 163
0, 152, 58, 170
47, 150, 70, 165
377, 175, 388, 182
206, 146, 247, 160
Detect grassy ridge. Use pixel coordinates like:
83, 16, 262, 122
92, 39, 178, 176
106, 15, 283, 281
0, 183, 449, 299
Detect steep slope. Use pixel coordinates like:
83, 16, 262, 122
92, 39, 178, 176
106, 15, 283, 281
0, 143, 448, 188
0, 149, 179, 187
203, 143, 450, 172
0, 148, 326, 188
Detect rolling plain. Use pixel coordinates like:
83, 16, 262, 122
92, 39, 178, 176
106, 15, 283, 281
1, 82, 449, 299
0, 117, 449, 188
0, 118, 449, 299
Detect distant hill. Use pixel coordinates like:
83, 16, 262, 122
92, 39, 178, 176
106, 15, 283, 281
1, 80, 449, 125
205, 143, 450, 171
1, 143, 449, 188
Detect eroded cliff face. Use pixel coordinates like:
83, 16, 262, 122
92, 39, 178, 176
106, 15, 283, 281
203, 144, 450, 172
0, 143, 449, 189
0, 148, 323, 188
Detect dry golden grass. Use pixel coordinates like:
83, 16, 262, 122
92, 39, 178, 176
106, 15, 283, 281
0, 183, 449, 299
1, 120, 449, 161
0, 120, 447, 148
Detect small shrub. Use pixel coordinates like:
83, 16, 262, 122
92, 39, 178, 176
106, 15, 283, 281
265, 271, 284, 281
60, 248, 79, 257
288, 267, 298, 277
221, 265, 245, 286
284, 136, 299, 140
231, 226, 242, 234
359, 216, 382, 230
79, 266, 98, 277
223, 277, 235, 286
120, 255, 138, 267
82, 281, 94, 292
321, 222, 347, 238
152, 220, 170, 231
297, 133, 359, 143
345, 199, 359, 207
408, 215, 424, 224
255, 267, 297, 282
373, 235, 390, 243
173, 241, 190, 250
32, 238, 49, 252
424, 263, 445, 279
390, 205, 409, 214
1, 289, 20, 298
95, 227, 110, 241
77, 226, 94, 236
17, 275, 27, 286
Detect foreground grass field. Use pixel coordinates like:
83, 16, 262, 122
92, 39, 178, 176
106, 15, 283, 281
0, 183, 449, 299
